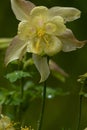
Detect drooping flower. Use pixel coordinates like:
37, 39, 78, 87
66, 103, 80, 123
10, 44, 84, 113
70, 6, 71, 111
5, 0, 87, 82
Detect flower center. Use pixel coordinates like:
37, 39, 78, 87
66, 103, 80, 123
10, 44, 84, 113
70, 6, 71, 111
37, 29, 45, 37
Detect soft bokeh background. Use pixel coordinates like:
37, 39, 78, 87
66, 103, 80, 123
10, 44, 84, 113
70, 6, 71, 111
0, 0, 87, 130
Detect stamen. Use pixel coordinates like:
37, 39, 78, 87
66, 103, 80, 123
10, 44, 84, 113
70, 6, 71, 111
43, 37, 49, 46
35, 38, 41, 51
37, 29, 45, 37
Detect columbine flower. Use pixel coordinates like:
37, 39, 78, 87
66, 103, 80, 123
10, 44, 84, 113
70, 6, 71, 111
5, 0, 87, 82
84, 128, 87, 130
21, 126, 34, 130
0, 115, 15, 130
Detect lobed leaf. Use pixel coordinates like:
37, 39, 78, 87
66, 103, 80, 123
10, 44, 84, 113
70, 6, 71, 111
5, 70, 31, 83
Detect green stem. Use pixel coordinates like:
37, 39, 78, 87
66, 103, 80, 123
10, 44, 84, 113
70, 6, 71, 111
37, 81, 47, 130
18, 78, 24, 123
77, 95, 83, 130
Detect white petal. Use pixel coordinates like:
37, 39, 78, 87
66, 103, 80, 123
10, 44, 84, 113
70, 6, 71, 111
11, 0, 35, 21
59, 29, 87, 52
32, 54, 50, 82
5, 36, 27, 66
44, 36, 62, 56
49, 7, 81, 22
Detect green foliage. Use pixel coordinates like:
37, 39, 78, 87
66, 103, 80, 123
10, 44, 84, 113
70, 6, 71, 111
51, 70, 66, 82
5, 70, 32, 83
78, 73, 87, 98
21, 81, 70, 101
0, 87, 22, 105
78, 73, 87, 84
0, 79, 69, 106
0, 38, 11, 49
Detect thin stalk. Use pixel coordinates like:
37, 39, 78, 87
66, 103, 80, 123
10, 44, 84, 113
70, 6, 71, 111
37, 81, 47, 130
17, 61, 24, 123
18, 78, 24, 123
77, 95, 83, 130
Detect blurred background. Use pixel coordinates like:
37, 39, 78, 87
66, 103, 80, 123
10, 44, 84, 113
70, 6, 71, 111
0, 0, 87, 130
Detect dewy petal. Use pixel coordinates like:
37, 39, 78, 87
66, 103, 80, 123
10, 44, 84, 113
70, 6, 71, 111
11, 0, 35, 21
49, 7, 81, 22
58, 29, 87, 52
5, 36, 27, 66
44, 36, 63, 56
32, 54, 50, 82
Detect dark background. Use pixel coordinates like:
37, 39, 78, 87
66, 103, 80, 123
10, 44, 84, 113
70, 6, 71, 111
0, 0, 87, 130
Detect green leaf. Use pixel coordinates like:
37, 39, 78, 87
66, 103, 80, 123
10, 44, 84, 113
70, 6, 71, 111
5, 70, 31, 83
77, 73, 87, 84
0, 38, 12, 49
52, 70, 66, 82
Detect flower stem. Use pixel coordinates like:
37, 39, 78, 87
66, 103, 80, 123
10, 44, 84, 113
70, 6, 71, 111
37, 81, 47, 130
77, 95, 83, 130
18, 78, 24, 123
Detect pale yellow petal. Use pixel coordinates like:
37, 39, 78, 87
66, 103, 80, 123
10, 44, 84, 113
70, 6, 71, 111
5, 36, 27, 66
18, 21, 36, 40
30, 6, 48, 17
30, 6, 48, 28
27, 38, 44, 55
44, 36, 62, 56
49, 7, 81, 22
59, 29, 87, 52
11, 0, 35, 21
50, 16, 66, 35
45, 22, 57, 35
32, 54, 50, 82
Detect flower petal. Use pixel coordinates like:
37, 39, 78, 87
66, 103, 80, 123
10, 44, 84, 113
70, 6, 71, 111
49, 60, 68, 77
11, 0, 35, 21
30, 6, 48, 17
58, 29, 87, 52
44, 36, 62, 56
27, 38, 44, 55
30, 6, 48, 27
5, 36, 27, 66
18, 21, 36, 40
49, 7, 81, 22
32, 54, 50, 82
50, 16, 66, 35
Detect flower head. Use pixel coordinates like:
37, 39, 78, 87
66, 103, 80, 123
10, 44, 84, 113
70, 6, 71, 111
21, 126, 34, 130
0, 115, 15, 130
5, 0, 87, 82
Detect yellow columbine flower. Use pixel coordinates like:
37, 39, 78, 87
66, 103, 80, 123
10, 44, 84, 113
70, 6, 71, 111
21, 126, 34, 130
5, 0, 87, 82
0, 115, 15, 130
